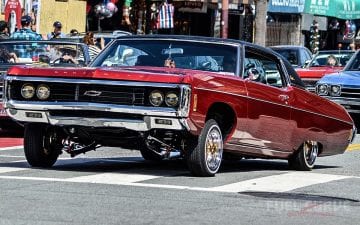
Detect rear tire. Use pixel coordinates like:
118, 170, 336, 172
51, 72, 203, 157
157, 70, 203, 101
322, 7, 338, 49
288, 141, 318, 171
187, 119, 223, 177
24, 123, 60, 167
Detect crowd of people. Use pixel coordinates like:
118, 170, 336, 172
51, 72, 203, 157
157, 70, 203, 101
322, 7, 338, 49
0, 15, 105, 63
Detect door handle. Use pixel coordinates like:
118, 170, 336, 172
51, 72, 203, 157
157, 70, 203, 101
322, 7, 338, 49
278, 94, 289, 101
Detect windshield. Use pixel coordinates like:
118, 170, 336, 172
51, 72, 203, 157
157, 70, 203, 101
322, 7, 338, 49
91, 39, 238, 74
308, 52, 354, 67
345, 51, 360, 71
0, 41, 88, 67
272, 49, 298, 65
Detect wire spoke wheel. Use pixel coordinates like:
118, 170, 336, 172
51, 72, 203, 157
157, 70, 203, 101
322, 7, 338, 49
187, 119, 223, 177
289, 140, 319, 171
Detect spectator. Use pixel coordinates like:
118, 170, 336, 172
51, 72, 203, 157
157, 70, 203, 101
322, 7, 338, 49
47, 21, 66, 39
10, 15, 42, 58
10, 15, 42, 41
83, 32, 104, 60
0, 47, 18, 63
327, 55, 339, 67
0, 20, 9, 39
69, 29, 79, 36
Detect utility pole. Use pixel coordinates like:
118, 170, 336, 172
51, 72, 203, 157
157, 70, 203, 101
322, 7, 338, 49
254, 0, 268, 46
221, 0, 229, 39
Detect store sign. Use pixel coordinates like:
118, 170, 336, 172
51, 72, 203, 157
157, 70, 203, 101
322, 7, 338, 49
304, 0, 360, 20
176, 1, 207, 13
268, 0, 305, 13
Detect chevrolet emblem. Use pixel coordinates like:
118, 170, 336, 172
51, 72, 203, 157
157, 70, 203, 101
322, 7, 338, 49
84, 90, 102, 97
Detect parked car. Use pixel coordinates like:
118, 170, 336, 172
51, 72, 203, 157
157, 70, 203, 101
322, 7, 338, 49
269, 45, 312, 68
3, 35, 355, 176
0, 39, 90, 132
316, 50, 360, 124
296, 50, 354, 92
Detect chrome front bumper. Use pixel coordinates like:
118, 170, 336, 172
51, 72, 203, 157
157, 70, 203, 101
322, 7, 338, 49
5, 101, 189, 131
324, 97, 360, 114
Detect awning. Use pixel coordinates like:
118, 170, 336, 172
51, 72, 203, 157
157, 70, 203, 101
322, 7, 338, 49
304, 0, 360, 20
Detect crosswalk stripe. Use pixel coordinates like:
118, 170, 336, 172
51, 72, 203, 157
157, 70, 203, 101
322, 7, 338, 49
0, 167, 28, 174
209, 172, 351, 193
66, 173, 160, 184
0, 170, 354, 193
0, 146, 23, 151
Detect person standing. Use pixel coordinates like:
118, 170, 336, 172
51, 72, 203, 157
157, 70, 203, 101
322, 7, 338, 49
83, 32, 104, 60
10, 15, 42, 58
10, 15, 42, 40
0, 20, 9, 39
47, 21, 66, 39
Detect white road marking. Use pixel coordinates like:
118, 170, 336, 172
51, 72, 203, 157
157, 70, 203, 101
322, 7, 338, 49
0, 146, 23, 151
0, 167, 28, 174
66, 173, 160, 184
209, 172, 351, 193
0, 155, 25, 158
0, 171, 354, 193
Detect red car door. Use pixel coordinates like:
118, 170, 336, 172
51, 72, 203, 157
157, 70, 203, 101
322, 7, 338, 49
239, 47, 294, 156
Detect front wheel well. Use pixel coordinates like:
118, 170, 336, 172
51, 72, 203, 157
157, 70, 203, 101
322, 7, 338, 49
205, 103, 236, 140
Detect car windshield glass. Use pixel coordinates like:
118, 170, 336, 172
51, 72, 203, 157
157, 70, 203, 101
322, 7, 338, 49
92, 39, 238, 73
309, 52, 354, 67
0, 41, 87, 66
272, 49, 298, 65
345, 51, 360, 71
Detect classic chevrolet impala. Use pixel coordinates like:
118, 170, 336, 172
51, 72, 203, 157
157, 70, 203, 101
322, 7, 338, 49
3, 36, 356, 176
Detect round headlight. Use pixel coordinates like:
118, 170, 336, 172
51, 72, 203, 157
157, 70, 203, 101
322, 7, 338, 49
165, 92, 179, 107
21, 83, 35, 99
36, 84, 50, 100
316, 84, 328, 96
330, 85, 341, 96
149, 90, 164, 106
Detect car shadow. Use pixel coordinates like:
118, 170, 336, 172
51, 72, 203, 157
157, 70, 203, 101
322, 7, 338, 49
0, 156, 341, 177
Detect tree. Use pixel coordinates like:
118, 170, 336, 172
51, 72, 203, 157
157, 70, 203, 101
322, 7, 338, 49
254, 0, 268, 46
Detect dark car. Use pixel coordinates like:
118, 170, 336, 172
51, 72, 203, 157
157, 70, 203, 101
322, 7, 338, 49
3, 35, 355, 176
269, 45, 312, 68
0, 39, 90, 133
316, 50, 360, 125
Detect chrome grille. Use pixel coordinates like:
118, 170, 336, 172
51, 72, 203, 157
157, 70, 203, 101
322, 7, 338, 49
10, 81, 146, 106
340, 87, 360, 98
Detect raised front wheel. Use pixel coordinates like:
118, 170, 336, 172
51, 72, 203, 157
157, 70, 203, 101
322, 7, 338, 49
187, 119, 223, 177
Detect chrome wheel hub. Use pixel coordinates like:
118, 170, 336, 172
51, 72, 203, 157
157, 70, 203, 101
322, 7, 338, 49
304, 141, 318, 166
205, 125, 223, 172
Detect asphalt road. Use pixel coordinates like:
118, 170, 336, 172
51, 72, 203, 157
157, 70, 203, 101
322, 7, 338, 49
0, 134, 359, 225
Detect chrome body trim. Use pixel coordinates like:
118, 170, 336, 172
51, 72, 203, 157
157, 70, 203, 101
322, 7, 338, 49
6, 100, 180, 117
5, 75, 184, 88
6, 109, 185, 131
195, 87, 353, 126
323, 97, 360, 113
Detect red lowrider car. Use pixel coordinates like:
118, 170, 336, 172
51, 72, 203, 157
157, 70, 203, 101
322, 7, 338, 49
3, 36, 356, 176
296, 50, 354, 92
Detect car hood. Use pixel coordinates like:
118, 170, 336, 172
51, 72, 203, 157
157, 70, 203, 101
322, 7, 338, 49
319, 70, 360, 86
296, 66, 343, 78
7, 66, 196, 84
